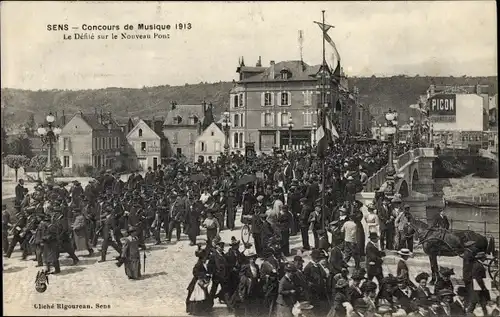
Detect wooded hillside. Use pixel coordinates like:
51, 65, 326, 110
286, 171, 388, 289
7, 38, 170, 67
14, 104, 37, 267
1, 76, 497, 129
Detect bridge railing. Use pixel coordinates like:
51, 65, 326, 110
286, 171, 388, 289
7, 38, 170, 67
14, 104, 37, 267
364, 166, 387, 192
364, 148, 417, 192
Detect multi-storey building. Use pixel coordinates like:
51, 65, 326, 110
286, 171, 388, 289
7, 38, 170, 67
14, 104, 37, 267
229, 57, 340, 153
162, 103, 207, 160
57, 111, 124, 174
126, 118, 167, 171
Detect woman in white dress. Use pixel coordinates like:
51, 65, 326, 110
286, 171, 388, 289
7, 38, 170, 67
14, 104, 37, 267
364, 204, 380, 248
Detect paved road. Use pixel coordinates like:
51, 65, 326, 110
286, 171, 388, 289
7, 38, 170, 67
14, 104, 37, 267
2, 209, 494, 316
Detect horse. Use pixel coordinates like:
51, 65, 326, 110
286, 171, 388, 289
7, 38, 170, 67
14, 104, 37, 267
410, 219, 493, 283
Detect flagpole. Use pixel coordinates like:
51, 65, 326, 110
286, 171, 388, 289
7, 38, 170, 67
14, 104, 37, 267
321, 10, 327, 232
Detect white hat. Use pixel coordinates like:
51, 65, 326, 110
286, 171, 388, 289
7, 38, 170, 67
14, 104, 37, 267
397, 248, 412, 256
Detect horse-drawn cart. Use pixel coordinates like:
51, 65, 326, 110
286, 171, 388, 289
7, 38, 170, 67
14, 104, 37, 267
485, 252, 500, 290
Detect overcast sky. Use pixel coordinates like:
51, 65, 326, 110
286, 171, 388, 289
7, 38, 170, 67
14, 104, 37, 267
1, 1, 497, 90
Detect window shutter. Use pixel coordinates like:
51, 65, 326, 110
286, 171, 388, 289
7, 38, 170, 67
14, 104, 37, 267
287, 92, 292, 106
271, 112, 275, 127
276, 92, 281, 106
241, 113, 244, 127
261, 112, 265, 127
261, 93, 265, 107
68, 138, 72, 151
239, 93, 244, 107
277, 112, 282, 127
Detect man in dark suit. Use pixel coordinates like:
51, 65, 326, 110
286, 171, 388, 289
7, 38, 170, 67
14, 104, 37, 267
365, 232, 385, 284
377, 195, 394, 250
251, 196, 266, 256
304, 249, 328, 311
144, 166, 155, 185
287, 184, 301, 235
276, 262, 298, 317
299, 198, 312, 250
432, 209, 450, 229
15, 179, 25, 206
208, 241, 228, 302
167, 191, 186, 242
328, 232, 347, 286
97, 207, 122, 263
450, 286, 468, 316
305, 175, 320, 204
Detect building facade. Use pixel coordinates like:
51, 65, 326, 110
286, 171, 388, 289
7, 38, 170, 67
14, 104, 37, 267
126, 119, 167, 171
57, 111, 124, 175
193, 122, 226, 162
229, 58, 336, 154
426, 84, 492, 149
162, 103, 206, 160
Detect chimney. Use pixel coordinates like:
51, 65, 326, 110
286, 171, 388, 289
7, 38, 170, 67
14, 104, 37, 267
256, 56, 262, 67
270, 60, 275, 79
62, 110, 66, 125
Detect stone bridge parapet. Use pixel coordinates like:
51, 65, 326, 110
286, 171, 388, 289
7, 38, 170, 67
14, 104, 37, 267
358, 148, 437, 221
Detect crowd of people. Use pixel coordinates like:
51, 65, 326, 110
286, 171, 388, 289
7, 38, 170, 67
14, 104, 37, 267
2, 140, 497, 316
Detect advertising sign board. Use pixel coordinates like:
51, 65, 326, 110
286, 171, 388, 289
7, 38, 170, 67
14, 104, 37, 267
429, 94, 457, 116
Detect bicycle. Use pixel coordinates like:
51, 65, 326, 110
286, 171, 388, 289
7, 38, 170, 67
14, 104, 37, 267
240, 215, 253, 244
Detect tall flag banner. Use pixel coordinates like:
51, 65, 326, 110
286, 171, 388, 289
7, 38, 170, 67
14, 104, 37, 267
314, 21, 341, 71
316, 111, 339, 158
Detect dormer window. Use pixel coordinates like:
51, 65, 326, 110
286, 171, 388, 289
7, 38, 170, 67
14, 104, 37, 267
174, 116, 183, 124
280, 69, 291, 80
190, 116, 199, 125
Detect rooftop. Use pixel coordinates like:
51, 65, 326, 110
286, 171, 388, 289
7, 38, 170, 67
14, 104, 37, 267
239, 60, 323, 83
73, 112, 121, 130
163, 104, 205, 126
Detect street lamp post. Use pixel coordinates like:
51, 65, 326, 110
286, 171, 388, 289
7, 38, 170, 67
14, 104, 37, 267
222, 111, 231, 156
37, 112, 62, 185
384, 109, 398, 197
409, 117, 415, 148
288, 116, 294, 151
312, 122, 317, 147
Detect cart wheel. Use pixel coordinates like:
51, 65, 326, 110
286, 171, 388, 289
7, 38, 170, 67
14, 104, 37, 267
488, 257, 499, 279
494, 270, 500, 292
241, 224, 251, 244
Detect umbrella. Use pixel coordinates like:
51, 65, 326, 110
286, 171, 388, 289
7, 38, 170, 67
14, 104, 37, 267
190, 174, 206, 182
237, 174, 257, 186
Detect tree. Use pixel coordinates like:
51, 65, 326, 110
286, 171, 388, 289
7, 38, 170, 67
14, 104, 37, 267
4, 154, 30, 181
8, 135, 33, 158
30, 155, 62, 179
25, 114, 36, 137
1, 127, 7, 157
